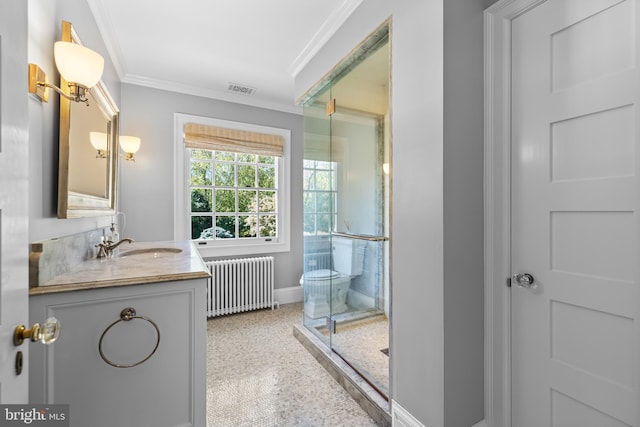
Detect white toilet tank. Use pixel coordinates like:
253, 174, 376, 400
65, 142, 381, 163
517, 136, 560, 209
332, 236, 365, 276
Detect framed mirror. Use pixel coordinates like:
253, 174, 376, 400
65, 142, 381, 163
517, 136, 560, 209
58, 20, 118, 219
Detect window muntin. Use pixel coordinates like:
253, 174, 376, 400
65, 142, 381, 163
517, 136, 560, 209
190, 149, 278, 241
303, 159, 337, 235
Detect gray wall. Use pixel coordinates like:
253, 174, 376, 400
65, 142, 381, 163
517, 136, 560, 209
295, 1, 485, 426
119, 84, 304, 289
28, 0, 122, 243
443, 0, 486, 426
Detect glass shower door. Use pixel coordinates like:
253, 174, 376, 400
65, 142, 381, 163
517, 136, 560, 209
302, 31, 391, 399
325, 34, 390, 398
327, 89, 390, 397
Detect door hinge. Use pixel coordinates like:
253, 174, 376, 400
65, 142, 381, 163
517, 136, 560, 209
506, 277, 512, 288
325, 316, 337, 334
326, 98, 336, 116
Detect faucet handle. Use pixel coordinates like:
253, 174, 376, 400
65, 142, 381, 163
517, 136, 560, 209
95, 242, 108, 258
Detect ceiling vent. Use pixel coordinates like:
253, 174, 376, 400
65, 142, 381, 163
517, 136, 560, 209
227, 82, 256, 96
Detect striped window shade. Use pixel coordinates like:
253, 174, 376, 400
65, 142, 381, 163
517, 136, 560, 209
184, 123, 284, 157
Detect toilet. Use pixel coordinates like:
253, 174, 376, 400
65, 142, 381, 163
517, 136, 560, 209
300, 236, 365, 319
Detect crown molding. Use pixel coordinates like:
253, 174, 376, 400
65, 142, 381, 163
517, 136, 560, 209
287, 0, 364, 77
88, 0, 356, 114
87, 0, 128, 80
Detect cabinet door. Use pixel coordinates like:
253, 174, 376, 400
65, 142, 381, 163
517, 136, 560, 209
29, 280, 206, 427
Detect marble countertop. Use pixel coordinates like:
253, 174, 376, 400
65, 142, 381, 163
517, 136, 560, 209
30, 240, 210, 296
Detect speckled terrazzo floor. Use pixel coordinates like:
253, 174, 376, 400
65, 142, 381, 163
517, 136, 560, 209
206, 303, 378, 427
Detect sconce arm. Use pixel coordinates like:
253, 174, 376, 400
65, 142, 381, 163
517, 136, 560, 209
37, 81, 90, 106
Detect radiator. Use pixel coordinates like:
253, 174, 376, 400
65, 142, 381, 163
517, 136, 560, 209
206, 257, 274, 317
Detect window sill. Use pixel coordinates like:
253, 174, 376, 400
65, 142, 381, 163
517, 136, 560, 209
194, 240, 290, 258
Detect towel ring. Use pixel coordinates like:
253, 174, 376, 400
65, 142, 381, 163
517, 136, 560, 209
98, 307, 160, 368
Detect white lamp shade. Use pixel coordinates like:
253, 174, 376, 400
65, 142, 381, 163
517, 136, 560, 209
54, 41, 104, 88
89, 132, 108, 151
119, 136, 141, 154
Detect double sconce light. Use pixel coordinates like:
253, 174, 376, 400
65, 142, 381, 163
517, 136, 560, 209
90, 132, 141, 162
29, 31, 141, 162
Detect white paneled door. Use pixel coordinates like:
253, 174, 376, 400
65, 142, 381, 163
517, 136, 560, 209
0, 0, 29, 401
511, 0, 640, 425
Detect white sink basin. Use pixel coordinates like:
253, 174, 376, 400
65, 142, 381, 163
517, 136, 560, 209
118, 247, 183, 258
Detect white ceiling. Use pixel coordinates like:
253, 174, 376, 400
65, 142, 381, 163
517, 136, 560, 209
87, 0, 364, 114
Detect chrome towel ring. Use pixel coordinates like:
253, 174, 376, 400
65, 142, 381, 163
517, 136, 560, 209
98, 307, 160, 368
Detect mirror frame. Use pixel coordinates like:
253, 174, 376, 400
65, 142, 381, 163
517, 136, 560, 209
57, 20, 119, 219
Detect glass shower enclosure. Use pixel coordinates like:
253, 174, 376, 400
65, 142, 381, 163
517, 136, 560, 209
301, 27, 390, 398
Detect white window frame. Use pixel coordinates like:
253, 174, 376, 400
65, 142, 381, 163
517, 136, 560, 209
174, 113, 290, 257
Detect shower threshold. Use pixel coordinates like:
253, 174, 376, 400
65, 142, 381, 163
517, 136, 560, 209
293, 321, 391, 426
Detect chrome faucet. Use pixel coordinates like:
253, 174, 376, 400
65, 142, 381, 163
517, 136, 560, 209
96, 238, 135, 258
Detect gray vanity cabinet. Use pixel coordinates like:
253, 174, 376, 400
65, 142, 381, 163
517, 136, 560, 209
29, 279, 207, 427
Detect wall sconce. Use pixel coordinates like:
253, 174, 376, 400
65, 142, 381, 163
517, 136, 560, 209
383, 163, 390, 175
89, 132, 108, 159
119, 136, 141, 162
28, 41, 104, 105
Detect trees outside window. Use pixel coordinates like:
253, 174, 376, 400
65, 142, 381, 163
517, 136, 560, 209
190, 150, 278, 241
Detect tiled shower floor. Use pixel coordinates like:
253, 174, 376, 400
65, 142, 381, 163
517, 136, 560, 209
206, 303, 377, 426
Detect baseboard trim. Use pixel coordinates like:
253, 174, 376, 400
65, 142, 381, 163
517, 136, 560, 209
391, 401, 426, 427
274, 285, 303, 305
390, 403, 486, 427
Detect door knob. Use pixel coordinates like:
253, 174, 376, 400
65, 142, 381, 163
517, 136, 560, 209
512, 273, 536, 289
14, 317, 60, 346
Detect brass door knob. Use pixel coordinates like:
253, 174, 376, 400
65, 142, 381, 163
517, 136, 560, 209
14, 317, 60, 346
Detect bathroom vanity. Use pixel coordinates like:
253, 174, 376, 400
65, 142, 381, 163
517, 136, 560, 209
28, 240, 209, 427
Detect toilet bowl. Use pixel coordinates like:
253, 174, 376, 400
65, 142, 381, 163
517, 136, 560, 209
300, 269, 351, 319
300, 236, 366, 319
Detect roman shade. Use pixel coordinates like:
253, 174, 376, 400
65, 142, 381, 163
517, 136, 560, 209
184, 122, 284, 157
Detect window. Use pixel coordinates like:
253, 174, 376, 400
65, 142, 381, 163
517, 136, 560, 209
190, 150, 277, 240
175, 114, 290, 257
303, 159, 337, 235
